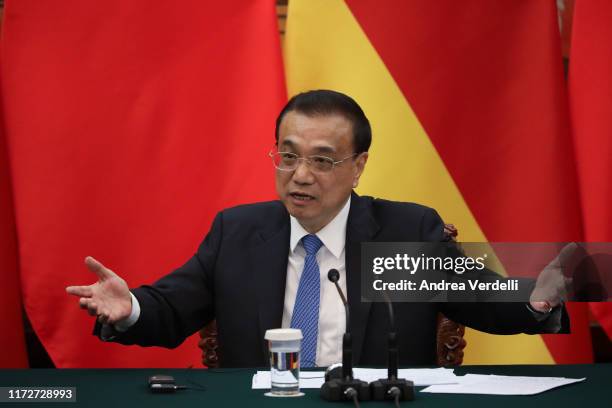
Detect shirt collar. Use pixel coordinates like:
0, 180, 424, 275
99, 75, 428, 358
289, 196, 351, 259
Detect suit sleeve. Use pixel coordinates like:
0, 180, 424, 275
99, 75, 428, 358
94, 211, 223, 348
419, 208, 569, 334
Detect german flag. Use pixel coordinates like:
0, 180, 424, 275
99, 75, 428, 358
285, 0, 592, 364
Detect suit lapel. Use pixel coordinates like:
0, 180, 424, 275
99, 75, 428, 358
346, 193, 380, 363
250, 204, 290, 360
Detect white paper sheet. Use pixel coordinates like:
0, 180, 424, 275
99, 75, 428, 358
251, 367, 458, 389
420, 374, 586, 395
252, 370, 325, 389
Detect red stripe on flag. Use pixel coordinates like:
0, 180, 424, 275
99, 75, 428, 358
569, 0, 612, 340
0, 88, 28, 368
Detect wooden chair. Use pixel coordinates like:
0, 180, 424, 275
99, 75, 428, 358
199, 223, 466, 367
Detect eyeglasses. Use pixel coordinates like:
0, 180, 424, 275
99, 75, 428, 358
269, 151, 357, 173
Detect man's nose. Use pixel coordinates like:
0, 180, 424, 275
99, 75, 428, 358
291, 159, 315, 184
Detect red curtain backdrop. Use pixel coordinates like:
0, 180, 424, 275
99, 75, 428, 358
0, 0, 285, 367
569, 0, 612, 339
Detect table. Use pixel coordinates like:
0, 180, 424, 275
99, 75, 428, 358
0, 364, 609, 407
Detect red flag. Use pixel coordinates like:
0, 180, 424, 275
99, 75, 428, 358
0, 82, 28, 368
1, 0, 285, 367
569, 0, 612, 339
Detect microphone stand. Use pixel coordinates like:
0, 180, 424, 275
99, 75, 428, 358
370, 293, 414, 401
320, 269, 370, 402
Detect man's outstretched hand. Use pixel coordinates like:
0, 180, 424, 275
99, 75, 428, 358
66, 256, 132, 325
530, 242, 577, 313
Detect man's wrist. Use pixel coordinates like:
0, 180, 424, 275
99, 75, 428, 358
114, 292, 140, 332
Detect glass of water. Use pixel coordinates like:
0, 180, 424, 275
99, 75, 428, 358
264, 328, 303, 397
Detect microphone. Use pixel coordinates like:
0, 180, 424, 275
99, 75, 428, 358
369, 292, 414, 402
327, 269, 352, 380
320, 269, 370, 402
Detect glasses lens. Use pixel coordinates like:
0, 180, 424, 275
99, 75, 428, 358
310, 156, 334, 173
271, 152, 336, 173
274, 152, 298, 170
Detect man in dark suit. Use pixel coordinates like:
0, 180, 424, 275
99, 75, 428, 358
67, 90, 565, 367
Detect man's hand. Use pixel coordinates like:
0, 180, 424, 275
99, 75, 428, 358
66, 256, 132, 325
530, 242, 577, 313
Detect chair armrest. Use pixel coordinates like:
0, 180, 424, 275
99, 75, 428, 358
436, 313, 466, 366
198, 321, 219, 368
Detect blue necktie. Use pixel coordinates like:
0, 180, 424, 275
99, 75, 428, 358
291, 234, 323, 368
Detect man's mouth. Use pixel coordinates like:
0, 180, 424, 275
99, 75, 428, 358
289, 192, 315, 201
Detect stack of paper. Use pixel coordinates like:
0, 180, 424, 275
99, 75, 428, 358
420, 374, 585, 395
253, 369, 586, 396
252, 371, 325, 389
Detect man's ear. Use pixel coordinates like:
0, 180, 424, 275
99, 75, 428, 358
352, 152, 368, 188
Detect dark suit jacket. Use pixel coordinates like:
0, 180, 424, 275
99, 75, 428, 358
102, 193, 566, 367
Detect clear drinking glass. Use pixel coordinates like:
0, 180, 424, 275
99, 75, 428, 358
264, 328, 303, 397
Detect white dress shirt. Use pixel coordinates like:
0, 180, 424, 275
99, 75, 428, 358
281, 197, 350, 367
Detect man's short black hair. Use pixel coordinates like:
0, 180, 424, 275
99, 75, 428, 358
275, 89, 372, 154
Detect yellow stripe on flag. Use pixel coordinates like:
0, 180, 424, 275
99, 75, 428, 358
284, 0, 554, 364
